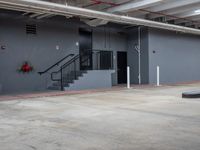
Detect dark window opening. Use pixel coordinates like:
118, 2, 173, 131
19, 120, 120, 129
100, 51, 113, 70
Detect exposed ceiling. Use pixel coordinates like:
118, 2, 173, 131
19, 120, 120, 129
41, 0, 200, 28
1, 0, 200, 29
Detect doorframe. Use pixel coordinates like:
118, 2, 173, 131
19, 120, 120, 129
79, 28, 93, 70
117, 51, 127, 84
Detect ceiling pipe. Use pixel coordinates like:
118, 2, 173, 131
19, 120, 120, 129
83, 1, 100, 8
96, 0, 133, 11
0, 0, 200, 35
90, 0, 120, 6
84, 0, 131, 27
84, 0, 118, 8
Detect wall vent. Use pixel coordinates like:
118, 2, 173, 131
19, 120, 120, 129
26, 24, 37, 35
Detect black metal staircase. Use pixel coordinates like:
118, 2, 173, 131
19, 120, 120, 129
39, 50, 113, 91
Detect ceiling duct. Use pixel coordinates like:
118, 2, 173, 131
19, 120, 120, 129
0, 0, 200, 35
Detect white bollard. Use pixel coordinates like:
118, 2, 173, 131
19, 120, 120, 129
127, 66, 130, 89
157, 66, 160, 86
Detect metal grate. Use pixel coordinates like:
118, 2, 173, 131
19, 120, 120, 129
26, 24, 37, 35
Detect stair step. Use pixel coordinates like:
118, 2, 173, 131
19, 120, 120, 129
63, 73, 84, 77
49, 70, 87, 91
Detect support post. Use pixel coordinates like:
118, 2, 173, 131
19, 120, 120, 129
138, 27, 141, 85
127, 66, 130, 89
157, 66, 160, 86
134, 27, 141, 85
61, 68, 64, 91
74, 60, 76, 79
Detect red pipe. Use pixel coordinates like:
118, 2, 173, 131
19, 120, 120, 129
83, 2, 100, 8
84, 0, 133, 11
90, 0, 120, 6
84, 0, 121, 8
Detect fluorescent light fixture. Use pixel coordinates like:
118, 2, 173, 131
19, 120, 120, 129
195, 9, 200, 13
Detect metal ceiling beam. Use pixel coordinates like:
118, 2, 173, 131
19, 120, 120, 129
107, 0, 162, 13
29, 13, 43, 18
36, 13, 55, 19
150, 3, 200, 18
148, 0, 200, 12
0, 0, 200, 35
175, 10, 200, 18
175, 15, 200, 24
149, 3, 200, 19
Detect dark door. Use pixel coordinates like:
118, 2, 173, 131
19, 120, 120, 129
117, 52, 127, 84
79, 29, 92, 70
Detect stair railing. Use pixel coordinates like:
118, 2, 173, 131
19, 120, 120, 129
50, 50, 114, 91
38, 53, 74, 75
51, 53, 92, 90
51, 54, 80, 82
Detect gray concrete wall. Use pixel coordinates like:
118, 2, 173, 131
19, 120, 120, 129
0, 13, 127, 94
148, 28, 200, 84
0, 17, 79, 94
127, 27, 149, 84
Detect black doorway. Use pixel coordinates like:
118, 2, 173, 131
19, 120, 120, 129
117, 51, 127, 84
79, 29, 92, 70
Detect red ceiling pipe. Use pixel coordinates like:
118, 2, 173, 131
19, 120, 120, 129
83, 1, 100, 8
90, 0, 120, 6
84, 0, 120, 8
87, 0, 133, 11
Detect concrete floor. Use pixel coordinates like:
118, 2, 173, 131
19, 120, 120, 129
1, 84, 200, 150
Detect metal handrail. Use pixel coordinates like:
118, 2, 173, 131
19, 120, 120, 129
50, 54, 80, 81
38, 53, 74, 75
51, 53, 88, 81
